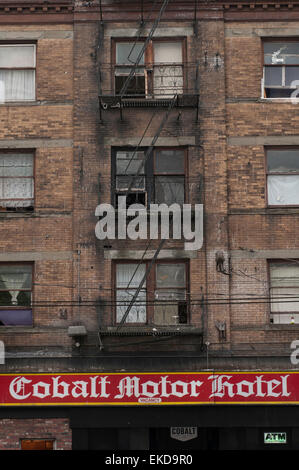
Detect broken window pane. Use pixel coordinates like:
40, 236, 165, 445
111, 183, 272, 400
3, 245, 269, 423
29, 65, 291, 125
154, 290, 187, 325
264, 42, 299, 65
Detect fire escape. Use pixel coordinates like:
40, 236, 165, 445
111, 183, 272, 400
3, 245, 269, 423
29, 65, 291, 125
96, 0, 203, 348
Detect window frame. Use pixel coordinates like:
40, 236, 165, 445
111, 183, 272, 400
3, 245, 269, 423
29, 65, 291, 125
0, 261, 34, 327
111, 37, 186, 98
262, 38, 299, 99
268, 259, 299, 324
113, 259, 189, 326
112, 146, 188, 207
0, 42, 36, 103
0, 149, 35, 212
265, 146, 299, 207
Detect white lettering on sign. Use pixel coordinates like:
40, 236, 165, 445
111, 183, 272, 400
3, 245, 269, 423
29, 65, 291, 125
208, 375, 290, 399
9, 375, 111, 401
114, 376, 204, 399
170, 427, 198, 442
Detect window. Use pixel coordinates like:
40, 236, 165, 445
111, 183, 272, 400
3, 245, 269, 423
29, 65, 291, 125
113, 148, 186, 207
0, 151, 34, 211
0, 44, 35, 102
269, 261, 299, 324
0, 264, 33, 326
266, 148, 299, 206
115, 261, 188, 325
263, 40, 299, 98
21, 439, 54, 450
114, 40, 184, 98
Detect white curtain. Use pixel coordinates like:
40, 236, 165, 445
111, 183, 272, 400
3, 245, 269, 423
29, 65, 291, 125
0, 272, 30, 305
268, 175, 299, 205
0, 153, 34, 207
153, 42, 183, 98
0, 70, 35, 102
270, 264, 299, 314
155, 177, 184, 205
116, 264, 146, 323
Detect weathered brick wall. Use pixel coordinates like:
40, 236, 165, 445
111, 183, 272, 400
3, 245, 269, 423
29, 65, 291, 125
0, 418, 72, 450
226, 20, 299, 351
0, 23, 74, 351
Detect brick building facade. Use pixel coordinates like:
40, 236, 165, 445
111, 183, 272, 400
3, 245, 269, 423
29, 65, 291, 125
1, 0, 299, 451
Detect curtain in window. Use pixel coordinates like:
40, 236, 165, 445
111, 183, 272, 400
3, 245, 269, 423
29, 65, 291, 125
0, 153, 34, 207
0, 269, 31, 305
153, 43, 183, 98
116, 264, 146, 323
268, 175, 299, 205
270, 264, 299, 319
0, 70, 35, 101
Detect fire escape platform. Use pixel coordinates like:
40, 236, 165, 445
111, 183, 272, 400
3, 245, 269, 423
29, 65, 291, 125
98, 325, 203, 336
99, 94, 199, 110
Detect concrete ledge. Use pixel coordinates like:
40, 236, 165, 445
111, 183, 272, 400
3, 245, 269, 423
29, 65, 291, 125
0, 251, 73, 261
104, 137, 195, 147
228, 135, 299, 147
0, 30, 73, 40
0, 139, 73, 148
106, 27, 194, 38
104, 249, 198, 259
230, 249, 299, 260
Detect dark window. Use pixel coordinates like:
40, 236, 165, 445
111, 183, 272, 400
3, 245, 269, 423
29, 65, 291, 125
266, 148, 299, 206
114, 40, 184, 98
0, 264, 33, 326
115, 260, 189, 325
0, 151, 34, 211
113, 148, 186, 207
263, 41, 299, 98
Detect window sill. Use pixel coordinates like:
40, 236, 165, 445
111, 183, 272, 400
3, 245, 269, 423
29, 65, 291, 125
260, 97, 299, 104
0, 211, 35, 218
99, 325, 203, 336
0, 100, 37, 106
266, 323, 299, 330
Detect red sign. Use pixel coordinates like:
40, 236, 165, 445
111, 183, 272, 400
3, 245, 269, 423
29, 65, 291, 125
0, 372, 298, 406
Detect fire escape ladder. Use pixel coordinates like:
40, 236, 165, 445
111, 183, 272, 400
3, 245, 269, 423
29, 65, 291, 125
98, 1, 201, 345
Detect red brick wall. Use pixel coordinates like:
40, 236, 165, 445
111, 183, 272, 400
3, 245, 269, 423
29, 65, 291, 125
0, 418, 72, 450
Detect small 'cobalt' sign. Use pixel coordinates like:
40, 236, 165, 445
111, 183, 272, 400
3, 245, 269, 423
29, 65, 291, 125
170, 427, 198, 442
